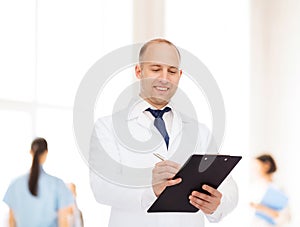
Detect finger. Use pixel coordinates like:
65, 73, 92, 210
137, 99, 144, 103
202, 185, 222, 198
189, 199, 202, 210
189, 195, 205, 206
152, 177, 169, 186
191, 191, 212, 203
152, 166, 178, 177
155, 160, 181, 169
189, 195, 211, 207
166, 178, 182, 187
189, 200, 213, 214
189, 196, 216, 214
154, 165, 180, 175
152, 173, 181, 185
190, 190, 221, 208
154, 172, 177, 181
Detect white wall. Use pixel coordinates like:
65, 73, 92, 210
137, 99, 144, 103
251, 0, 300, 226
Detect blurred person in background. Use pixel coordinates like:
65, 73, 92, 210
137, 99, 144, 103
3, 137, 74, 227
67, 183, 84, 227
250, 153, 291, 227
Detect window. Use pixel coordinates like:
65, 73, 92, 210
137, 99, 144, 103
0, 1, 133, 226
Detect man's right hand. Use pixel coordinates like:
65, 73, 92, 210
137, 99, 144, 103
152, 160, 182, 197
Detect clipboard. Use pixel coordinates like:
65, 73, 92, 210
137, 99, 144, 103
255, 186, 288, 225
147, 154, 242, 213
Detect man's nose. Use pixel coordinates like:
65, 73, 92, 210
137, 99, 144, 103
158, 69, 169, 82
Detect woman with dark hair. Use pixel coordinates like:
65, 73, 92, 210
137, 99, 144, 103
3, 138, 74, 227
256, 154, 277, 177
250, 153, 290, 227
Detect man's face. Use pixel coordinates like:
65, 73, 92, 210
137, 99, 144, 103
135, 43, 182, 108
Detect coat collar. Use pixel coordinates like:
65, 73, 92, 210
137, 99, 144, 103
126, 96, 193, 142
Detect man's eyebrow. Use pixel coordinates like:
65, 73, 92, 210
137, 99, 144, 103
149, 64, 162, 67
149, 64, 179, 68
147, 64, 179, 70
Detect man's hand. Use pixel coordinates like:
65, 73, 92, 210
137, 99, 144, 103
189, 184, 222, 214
152, 160, 182, 197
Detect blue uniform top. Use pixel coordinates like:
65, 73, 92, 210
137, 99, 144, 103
3, 167, 74, 227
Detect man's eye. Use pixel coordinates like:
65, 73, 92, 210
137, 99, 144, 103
169, 71, 177, 74
152, 69, 160, 72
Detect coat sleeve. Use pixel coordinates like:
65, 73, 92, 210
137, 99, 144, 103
196, 123, 239, 222
89, 118, 157, 211
205, 175, 239, 222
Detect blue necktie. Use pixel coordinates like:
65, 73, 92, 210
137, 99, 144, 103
146, 107, 171, 149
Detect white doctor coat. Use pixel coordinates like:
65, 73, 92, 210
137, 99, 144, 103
89, 99, 238, 227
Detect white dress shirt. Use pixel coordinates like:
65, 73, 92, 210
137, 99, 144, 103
89, 97, 238, 227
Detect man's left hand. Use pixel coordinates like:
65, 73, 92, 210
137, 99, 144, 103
189, 184, 222, 214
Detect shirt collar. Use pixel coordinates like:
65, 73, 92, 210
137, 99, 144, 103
127, 96, 173, 120
40, 165, 45, 174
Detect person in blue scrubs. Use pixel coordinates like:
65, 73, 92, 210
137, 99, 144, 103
250, 154, 291, 226
3, 137, 74, 227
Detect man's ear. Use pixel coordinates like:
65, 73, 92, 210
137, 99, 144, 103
135, 64, 142, 79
